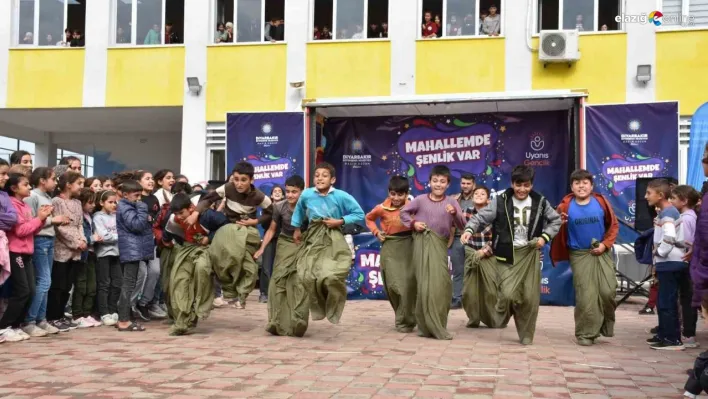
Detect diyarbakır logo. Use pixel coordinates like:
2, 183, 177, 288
343, 138, 371, 168
261, 122, 272, 135
256, 121, 278, 146
628, 200, 636, 216
525, 133, 550, 166
621, 118, 648, 146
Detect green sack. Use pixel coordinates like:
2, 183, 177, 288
497, 242, 542, 345
463, 246, 510, 329
295, 221, 352, 324
569, 250, 617, 341
169, 243, 214, 335
266, 235, 310, 337
159, 244, 180, 320
412, 229, 453, 340
209, 224, 261, 306
380, 234, 416, 332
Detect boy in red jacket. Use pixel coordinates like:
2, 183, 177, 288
550, 169, 619, 346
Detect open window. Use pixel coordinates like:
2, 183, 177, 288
537, 0, 621, 32
212, 0, 285, 44
15, 0, 87, 47
420, 0, 502, 39
113, 0, 185, 46
311, 0, 389, 41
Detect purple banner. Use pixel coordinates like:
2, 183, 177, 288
586, 102, 679, 226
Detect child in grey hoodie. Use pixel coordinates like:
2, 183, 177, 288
93, 190, 120, 326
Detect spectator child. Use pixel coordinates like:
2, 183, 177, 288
154, 169, 176, 208
645, 178, 687, 350
400, 165, 468, 340
483, 5, 501, 36
448, 15, 462, 36
133, 171, 163, 321
93, 190, 120, 326
365, 176, 415, 333
9, 151, 32, 169
85, 177, 102, 193
116, 180, 154, 332
98, 176, 114, 191
144, 24, 160, 45
0, 159, 17, 286
461, 165, 561, 345
422, 11, 438, 38
48, 171, 86, 331
72, 188, 101, 328
291, 163, 364, 326
23, 168, 67, 335
0, 174, 50, 342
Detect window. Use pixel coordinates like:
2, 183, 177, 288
57, 149, 94, 177
420, 0, 501, 38
661, 0, 708, 27
537, 0, 621, 32
213, 0, 285, 44
0, 136, 35, 164
311, 0, 389, 41
210, 150, 226, 180
14, 0, 87, 46
113, 0, 185, 45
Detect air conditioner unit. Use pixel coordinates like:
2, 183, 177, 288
539, 30, 580, 67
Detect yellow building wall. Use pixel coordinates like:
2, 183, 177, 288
306, 41, 391, 98
6, 49, 85, 108
206, 44, 287, 122
416, 38, 506, 94
106, 47, 185, 107
532, 33, 627, 104
656, 30, 708, 115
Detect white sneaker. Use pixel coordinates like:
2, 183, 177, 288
684, 391, 697, 398
0, 328, 24, 342
684, 336, 701, 348
101, 314, 117, 326
14, 328, 30, 340
74, 317, 93, 329
85, 316, 102, 327
22, 324, 48, 338
37, 320, 59, 334
112, 313, 119, 322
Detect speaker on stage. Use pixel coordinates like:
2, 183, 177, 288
634, 177, 679, 232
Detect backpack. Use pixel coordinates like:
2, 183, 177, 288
634, 228, 655, 265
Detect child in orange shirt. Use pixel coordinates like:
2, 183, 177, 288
365, 176, 415, 332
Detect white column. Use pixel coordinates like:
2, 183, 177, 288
285, 0, 308, 111
34, 132, 57, 168
504, 0, 532, 91
0, 0, 13, 108
625, 0, 656, 103
83, 0, 110, 107
180, 0, 209, 182
389, 0, 417, 95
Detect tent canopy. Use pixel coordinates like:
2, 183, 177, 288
303, 90, 588, 118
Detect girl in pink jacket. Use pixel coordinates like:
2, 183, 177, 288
0, 173, 52, 343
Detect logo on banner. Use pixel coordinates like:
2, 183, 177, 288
525, 133, 550, 167
628, 200, 636, 216
255, 122, 279, 147
621, 119, 648, 146
343, 138, 372, 168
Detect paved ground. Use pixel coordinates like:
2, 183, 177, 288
0, 295, 701, 399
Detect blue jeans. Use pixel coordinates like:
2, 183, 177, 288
450, 237, 465, 303
25, 236, 54, 323
657, 269, 682, 343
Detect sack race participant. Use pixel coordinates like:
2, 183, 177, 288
185, 161, 273, 309
167, 194, 229, 335
461, 165, 561, 345
365, 176, 415, 333
291, 163, 365, 326
254, 176, 310, 337
400, 165, 467, 340
550, 169, 619, 346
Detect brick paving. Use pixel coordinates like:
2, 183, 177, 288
0, 295, 701, 398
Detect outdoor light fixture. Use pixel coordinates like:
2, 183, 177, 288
289, 81, 305, 89
187, 77, 202, 95
636, 65, 652, 84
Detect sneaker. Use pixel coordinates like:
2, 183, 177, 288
85, 316, 102, 327
577, 338, 593, 346
638, 305, 655, 315
0, 328, 24, 342
450, 299, 462, 310
213, 297, 227, 308
650, 326, 658, 334
259, 294, 268, 303
112, 313, 119, 322
650, 340, 685, 351
14, 328, 30, 340
158, 303, 168, 313
684, 391, 698, 398
50, 320, 70, 333
62, 318, 79, 330
22, 323, 48, 338
646, 335, 662, 345
148, 304, 167, 319
74, 317, 93, 329
684, 336, 701, 348
132, 306, 150, 322
101, 314, 117, 326
37, 321, 59, 334
0, 335, 4, 343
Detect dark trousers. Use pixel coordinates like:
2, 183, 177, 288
72, 255, 97, 319
260, 238, 277, 295
47, 260, 77, 321
0, 254, 35, 329
96, 256, 122, 316
450, 237, 465, 303
679, 268, 698, 338
118, 262, 139, 322
657, 269, 684, 343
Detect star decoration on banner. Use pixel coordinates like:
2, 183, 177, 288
500, 126, 507, 132
382, 155, 388, 161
